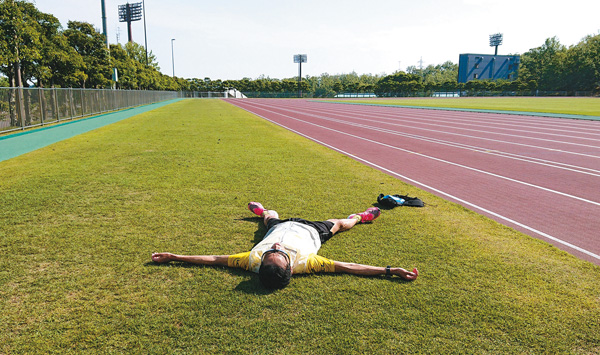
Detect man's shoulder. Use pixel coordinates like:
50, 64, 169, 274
294, 254, 335, 274
228, 251, 251, 269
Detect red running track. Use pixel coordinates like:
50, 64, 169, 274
225, 99, 600, 265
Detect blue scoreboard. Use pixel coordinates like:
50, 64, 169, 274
458, 54, 520, 83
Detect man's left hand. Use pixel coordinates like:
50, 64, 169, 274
395, 267, 419, 281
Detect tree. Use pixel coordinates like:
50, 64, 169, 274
407, 61, 457, 92
374, 71, 422, 96
280, 78, 297, 92
0, 0, 43, 87
563, 34, 600, 92
519, 37, 567, 91
125, 41, 159, 71
31, 10, 85, 87
110, 42, 170, 90
0, 0, 45, 125
63, 21, 110, 88
109, 43, 137, 89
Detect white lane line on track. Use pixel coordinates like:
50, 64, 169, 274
317, 104, 600, 136
273, 105, 600, 176
284, 100, 600, 135
240, 100, 600, 177
313, 101, 600, 132
235, 104, 600, 261
291, 103, 600, 149
245, 101, 600, 159
235, 101, 600, 207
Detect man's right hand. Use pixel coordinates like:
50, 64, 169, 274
152, 252, 174, 263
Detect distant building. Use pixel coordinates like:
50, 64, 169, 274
458, 54, 520, 83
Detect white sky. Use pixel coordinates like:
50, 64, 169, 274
33, 0, 600, 81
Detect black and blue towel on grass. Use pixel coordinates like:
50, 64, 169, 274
377, 194, 424, 208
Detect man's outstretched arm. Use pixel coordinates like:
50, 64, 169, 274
333, 261, 418, 281
152, 252, 230, 266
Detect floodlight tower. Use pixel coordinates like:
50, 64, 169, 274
489, 33, 503, 55
118, 2, 143, 43
142, 0, 148, 65
171, 39, 176, 77
101, 0, 108, 47
293, 54, 307, 98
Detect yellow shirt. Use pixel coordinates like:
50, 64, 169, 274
227, 221, 336, 274
228, 251, 335, 274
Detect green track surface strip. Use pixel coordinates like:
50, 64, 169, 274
0, 99, 182, 163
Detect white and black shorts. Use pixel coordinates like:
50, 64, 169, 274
265, 218, 335, 244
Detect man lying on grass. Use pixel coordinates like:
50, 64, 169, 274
152, 202, 418, 289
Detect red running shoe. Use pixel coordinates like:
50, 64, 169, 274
248, 202, 265, 216
348, 207, 381, 223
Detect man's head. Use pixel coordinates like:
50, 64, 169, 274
258, 243, 292, 289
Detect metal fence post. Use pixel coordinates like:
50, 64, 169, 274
52, 88, 59, 121
38, 89, 44, 125
16, 87, 26, 130
69, 88, 75, 119
95, 91, 100, 114
80, 88, 85, 117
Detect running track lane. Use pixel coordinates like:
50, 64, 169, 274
225, 98, 600, 266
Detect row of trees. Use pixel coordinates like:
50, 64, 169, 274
519, 35, 600, 92
0, 0, 184, 90
373, 33, 600, 96
203, 34, 599, 97
188, 73, 382, 98
373, 63, 536, 96
1, 0, 598, 96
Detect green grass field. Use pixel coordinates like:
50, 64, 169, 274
337, 97, 600, 117
1, 99, 599, 354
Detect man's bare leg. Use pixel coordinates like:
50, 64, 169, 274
248, 202, 279, 226
328, 206, 381, 235
249, 202, 380, 233
262, 209, 279, 226
327, 218, 360, 235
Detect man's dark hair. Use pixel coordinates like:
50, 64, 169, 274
259, 262, 292, 289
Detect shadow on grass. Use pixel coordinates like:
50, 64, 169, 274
372, 202, 391, 210
293, 272, 416, 284
233, 273, 414, 293
233, 277, 277, 295
238, 217, 269, 245
145, 260, 278, 295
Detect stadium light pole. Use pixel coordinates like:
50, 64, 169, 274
293, 54, 307, 98
489, 33, 503, 55
298, 59, 302, 97
101, 0, 108, 47
171, 38, 176, 77
143, 0, 148, 65
118, 2, 143, 43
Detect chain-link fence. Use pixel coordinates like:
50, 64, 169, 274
180, 89, 246, 98
181, 91, 227, 98
0, 87, 181, 134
